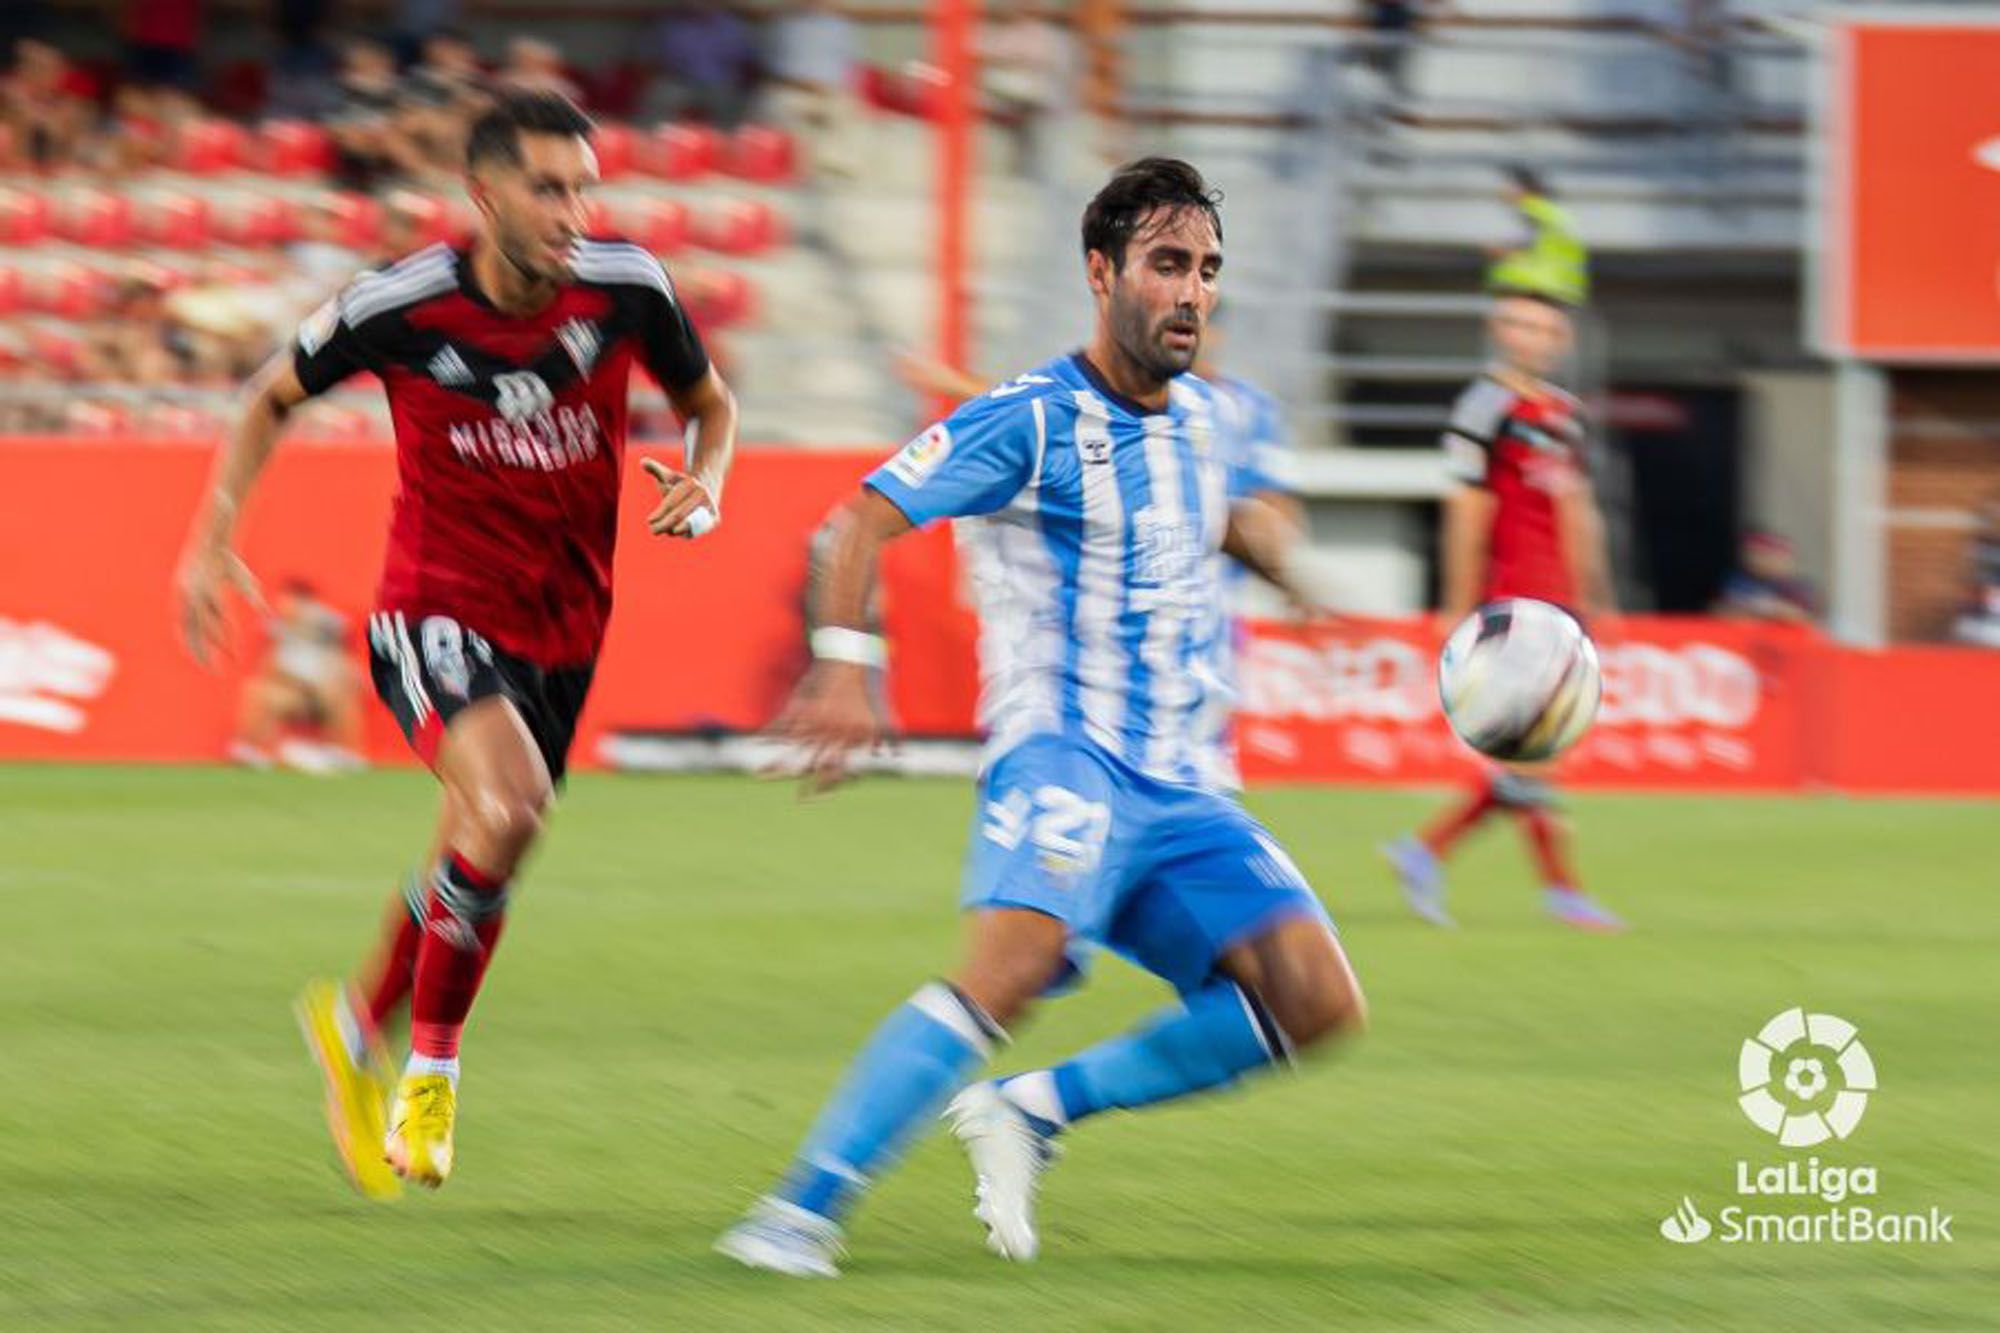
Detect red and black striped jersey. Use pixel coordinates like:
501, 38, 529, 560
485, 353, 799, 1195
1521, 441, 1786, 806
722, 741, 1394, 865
1441, 371, 1587, 610
292, 238, 709, 666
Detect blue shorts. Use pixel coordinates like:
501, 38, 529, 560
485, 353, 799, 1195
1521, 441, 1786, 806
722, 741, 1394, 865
961, 734, 1335, 996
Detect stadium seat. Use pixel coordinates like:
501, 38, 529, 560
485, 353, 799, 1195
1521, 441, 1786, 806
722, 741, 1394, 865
0, 266, 22, 317
175, 119, 249, 175
637, 199, 691, 255
593, 123, 636, 180
31, 264, 110, 320
258, 121, 334, 177
56, 190, 136, 249
641, 123, 720, 181
0, 189, 51, 245
144, 194, 213, 250
225, 194, 304, 248
327, 193, 383, 250
726, 126, 796, 183
688, 269, 755, 329
696, 200, 783, 257
27, 329, 84, 378
583, 199, 613, 236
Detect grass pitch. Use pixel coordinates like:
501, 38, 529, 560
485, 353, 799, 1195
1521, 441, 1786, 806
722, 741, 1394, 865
2, 765, 1995, 1330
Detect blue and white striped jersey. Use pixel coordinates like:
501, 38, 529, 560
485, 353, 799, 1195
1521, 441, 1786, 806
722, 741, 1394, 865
866, 352, 1238, 789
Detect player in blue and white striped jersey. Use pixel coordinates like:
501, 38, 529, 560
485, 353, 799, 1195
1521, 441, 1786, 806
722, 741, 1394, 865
718, 159, 1366, 1277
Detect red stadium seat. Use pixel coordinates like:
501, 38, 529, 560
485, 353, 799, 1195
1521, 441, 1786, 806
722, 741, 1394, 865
27, 329, 85, 378
726, 126, 796, 183
225, 194, 303, 248
592, 123, 635, 180
640, 123, 720, 181
0, 266, 22, 317
258, 121, 334, 177
696, 200, 783, 256
327, 193, 383, 250
145, 194, 213, 250
638, 200, 690, 255
31, 265, 111, 320
583, 199, 612, 236
687, 269, 755, 329
0, 189, 51, 245
175, 119, 249, 175
56, 190, 136, 249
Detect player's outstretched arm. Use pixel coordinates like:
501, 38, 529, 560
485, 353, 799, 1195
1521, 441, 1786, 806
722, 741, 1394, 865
176, 353, 312, 665
1559, 479, 1616, 623
768, 489, 913, 795
643, 365, 739, 538
1223, 492, 1328, 619
1439, 483, 1497, 627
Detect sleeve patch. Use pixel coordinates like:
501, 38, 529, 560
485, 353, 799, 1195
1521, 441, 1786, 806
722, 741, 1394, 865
884, 423, 954, 488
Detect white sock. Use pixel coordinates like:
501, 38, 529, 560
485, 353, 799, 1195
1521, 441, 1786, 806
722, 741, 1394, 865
999, 1070, 1069, 1130
405, 1053, 461, 1085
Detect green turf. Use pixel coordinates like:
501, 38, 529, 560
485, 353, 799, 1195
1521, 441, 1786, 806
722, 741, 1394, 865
1, 765, 1995, 1331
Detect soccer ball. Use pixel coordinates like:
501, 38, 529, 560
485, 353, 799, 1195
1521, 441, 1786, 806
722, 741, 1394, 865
1438, 599, 1601, 762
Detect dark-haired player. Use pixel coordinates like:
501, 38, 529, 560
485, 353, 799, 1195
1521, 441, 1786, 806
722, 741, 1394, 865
1382, 292, 1621, 932
717, 158, 1365, 1276
176, 91, 738, 1195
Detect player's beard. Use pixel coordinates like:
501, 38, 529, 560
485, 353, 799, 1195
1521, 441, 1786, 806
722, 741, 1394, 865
1111, 289, 1201, 385
498, 223, 570, 287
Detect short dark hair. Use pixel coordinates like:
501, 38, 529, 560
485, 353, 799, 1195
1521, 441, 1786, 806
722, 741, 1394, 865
466, 90, 594, 170
1081, 157, 1223, 270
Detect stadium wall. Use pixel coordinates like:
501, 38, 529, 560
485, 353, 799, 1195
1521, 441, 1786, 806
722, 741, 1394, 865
4, 437, 1997, 795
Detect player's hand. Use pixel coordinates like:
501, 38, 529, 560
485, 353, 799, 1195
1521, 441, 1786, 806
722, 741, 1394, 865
765, 662, 884, 796
640, 457, 718, 538
176, 543, 265, 667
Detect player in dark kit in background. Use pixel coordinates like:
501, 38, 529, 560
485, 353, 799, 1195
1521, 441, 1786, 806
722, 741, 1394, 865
1383, 293, 1624, 933
176, 91, 739, 1197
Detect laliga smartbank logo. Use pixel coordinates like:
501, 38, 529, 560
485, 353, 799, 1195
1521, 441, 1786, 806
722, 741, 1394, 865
1658, 1009, 1953, 1247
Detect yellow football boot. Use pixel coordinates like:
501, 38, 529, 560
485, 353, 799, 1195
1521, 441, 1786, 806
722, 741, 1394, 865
384, 1073, 457, 1188
295, 979, 402, 1201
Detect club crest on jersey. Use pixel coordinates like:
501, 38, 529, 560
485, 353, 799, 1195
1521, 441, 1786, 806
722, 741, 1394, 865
1078, 433, 1113, 466
886, 423, 953, 487
493, 371, 555, 424
557, 319, 602, 375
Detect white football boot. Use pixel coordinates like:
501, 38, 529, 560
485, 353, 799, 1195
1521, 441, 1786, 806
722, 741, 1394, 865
945, 1082, 1060, 1262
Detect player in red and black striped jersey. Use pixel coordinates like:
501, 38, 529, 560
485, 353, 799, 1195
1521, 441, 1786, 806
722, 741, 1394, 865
176, 92, 739, 1195
1384, 294, 1624, 933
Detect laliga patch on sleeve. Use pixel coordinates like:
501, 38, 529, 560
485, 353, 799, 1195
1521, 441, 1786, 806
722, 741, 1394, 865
885, 423, 954, 488
296, 297, 341, 355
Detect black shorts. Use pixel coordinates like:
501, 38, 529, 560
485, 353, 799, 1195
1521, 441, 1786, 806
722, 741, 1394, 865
366, 612, 595, 783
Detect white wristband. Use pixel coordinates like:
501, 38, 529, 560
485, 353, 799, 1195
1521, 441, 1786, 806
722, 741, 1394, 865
811, 626, 887, 667
684, 505, 718, 538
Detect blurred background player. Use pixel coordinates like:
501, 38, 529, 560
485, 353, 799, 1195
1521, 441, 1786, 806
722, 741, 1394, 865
1382, 293, 1622, 932
1714, 530, 1817, 624
718, 159, 1363, 1278
228, 576, 366, 774
175, 90, 738, 1197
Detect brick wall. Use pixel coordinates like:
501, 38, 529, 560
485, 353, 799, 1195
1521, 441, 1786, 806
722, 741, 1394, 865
1887, 370, 2000, 642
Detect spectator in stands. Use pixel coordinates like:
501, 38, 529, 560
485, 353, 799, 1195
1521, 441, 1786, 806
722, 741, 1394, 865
3, 38, 93, 168
270, 0, 339, 119
1713, 530, 1817, 624
646, 0, 758, 128
393, 0, 461, 64
498, 36, 583, 104
397, 30, 488, 180
1951, 497, 2000, 648
1487, 166, 1590, 307
981, 0, 1071, 178
1361, 0, 1446, 105
230, 578, 367, 774
765, 0, 860, 177
122, 0, 202, 97
325, 34, 427, 189
79, 272, 191, 388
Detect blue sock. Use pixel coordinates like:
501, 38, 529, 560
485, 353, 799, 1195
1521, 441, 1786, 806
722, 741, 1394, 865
776, 982, 1001, 1221
1001, 979, 1287, 1132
